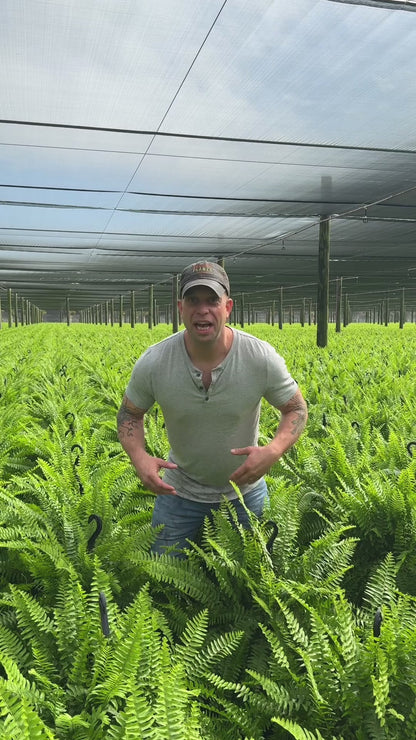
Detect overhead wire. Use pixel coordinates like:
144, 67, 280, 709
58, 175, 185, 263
2, 118, 416, 156
92, 0, 230, 253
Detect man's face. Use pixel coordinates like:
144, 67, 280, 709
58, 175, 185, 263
178, 286, 233, 343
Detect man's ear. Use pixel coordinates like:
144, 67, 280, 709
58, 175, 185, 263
226, 297, 233, 316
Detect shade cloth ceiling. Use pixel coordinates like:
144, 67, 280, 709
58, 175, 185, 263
1, 0, 416, 315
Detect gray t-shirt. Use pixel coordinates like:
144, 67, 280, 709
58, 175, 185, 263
125, 328, 297, 502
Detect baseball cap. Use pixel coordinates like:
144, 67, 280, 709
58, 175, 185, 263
180, 261, 230, 298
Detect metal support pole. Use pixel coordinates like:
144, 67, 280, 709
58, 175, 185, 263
240, 293, 245, 328
66, 297, 70, 326
278, 287, 283, 330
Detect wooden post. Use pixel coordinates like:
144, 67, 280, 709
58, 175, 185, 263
335, 277, 342, 333
8, 289, 12, 328
399, 288, 405, 329
118, 295, 123, 327
14, 293, 19, 327
148, 285, 154, 330
278, 287, 283, 330
317, 216, 330, 347
130, 291, 135, 328
343, 293, 348, 327
172, 275, 179, 333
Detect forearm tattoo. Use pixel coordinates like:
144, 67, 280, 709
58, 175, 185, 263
290, 407, 307, 436
282, 392, 308, 437
117, 403, 143, 440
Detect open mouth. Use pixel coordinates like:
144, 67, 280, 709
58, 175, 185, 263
194, 322, 213, 332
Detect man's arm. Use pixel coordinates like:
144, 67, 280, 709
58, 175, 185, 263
117, 395, 177, 495
229, 388, 308, 486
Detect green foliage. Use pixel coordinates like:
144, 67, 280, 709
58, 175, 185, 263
0, 322, 416, 738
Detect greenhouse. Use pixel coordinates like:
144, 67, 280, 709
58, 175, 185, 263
1, 1, 416, 738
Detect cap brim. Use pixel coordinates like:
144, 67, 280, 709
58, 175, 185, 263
181, 279, 226, 298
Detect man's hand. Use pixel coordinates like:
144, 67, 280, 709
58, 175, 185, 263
230, 389, 307, 486
229, 445, 279, 486
133, 451, 178, 496
117, 395, 177, 495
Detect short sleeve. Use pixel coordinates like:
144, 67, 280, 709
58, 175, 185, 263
125, 349, 155, 411
263, 345, 298, 408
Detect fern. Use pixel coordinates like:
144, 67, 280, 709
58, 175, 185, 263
0, 690, 57, 739
271, 716, 330, 739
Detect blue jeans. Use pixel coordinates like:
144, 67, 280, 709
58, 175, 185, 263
151, 479, 268, 556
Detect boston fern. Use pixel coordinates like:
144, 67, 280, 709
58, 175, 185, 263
1, 322, 416, 738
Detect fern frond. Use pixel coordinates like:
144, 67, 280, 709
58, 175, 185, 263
173, 610, 209, 672
363, 552, 399, 610
272, 716, 329, 739
134, 552, 220, 605
0, 689, 56, 739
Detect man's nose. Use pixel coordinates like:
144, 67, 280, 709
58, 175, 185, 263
196, 301, 210, 312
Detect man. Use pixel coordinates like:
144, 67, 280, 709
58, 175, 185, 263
117, 261, 307, 555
